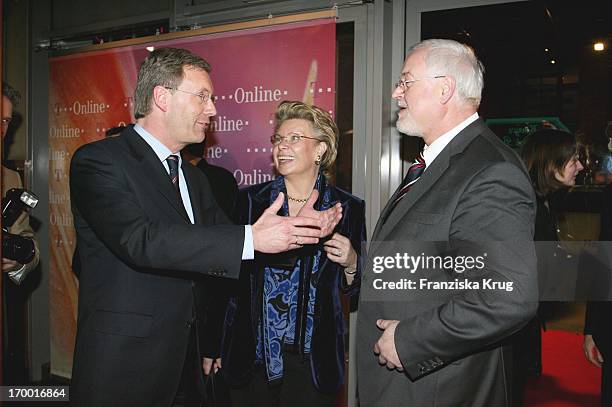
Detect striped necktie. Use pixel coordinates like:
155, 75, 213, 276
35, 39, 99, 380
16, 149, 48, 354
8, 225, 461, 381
166, 155, 181, 195
391, 152, 426, 207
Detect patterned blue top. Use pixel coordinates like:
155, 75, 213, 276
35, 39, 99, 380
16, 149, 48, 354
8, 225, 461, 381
254, 174, 332, 383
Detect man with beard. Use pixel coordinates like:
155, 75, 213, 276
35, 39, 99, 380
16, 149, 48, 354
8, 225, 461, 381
357, 39, 537, 406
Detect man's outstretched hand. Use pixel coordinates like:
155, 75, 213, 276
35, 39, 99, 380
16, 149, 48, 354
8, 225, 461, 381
252, 191, 342, 253
297, 190, 343, 238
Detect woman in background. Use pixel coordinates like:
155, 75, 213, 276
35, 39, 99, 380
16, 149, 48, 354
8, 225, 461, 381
220, 101, 366, 407
516, 128, 584, 405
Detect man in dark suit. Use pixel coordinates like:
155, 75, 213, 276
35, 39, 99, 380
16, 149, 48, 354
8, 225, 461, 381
182, 142, 238, 219
356, 39, 537, 406
182, 141, 238, 377
69, 47, 341, 407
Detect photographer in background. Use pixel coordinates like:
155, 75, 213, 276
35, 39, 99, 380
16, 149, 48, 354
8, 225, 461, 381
2, 82, 39, 283
2, 82, 40, 386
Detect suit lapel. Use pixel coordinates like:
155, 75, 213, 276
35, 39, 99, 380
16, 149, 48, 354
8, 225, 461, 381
374, 119, 487, 240
124, 128, 190, 223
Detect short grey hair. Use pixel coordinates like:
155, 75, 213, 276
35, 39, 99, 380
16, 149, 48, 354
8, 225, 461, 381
410, 39, 484, 108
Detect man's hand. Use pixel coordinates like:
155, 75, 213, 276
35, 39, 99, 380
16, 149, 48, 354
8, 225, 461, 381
202, 357, 222, 375
583, 334, 603, 368
373, 319, 403, 371
296, 190, 342, 238
252, 192, 341, 253
2, 257, 22, 273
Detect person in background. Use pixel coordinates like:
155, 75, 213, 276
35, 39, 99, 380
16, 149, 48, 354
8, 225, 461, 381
1, 82, 39, 283
519, 128, 584, 406
182, 140, 238, 380
2, 82, 41, 385
584, 182, 612, 407
217, 101, 366, 407
182, 141, 238, 218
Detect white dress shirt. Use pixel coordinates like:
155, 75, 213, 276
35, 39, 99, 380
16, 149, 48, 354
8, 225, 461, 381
423, 113, 479, 170
134, 124, 254, 259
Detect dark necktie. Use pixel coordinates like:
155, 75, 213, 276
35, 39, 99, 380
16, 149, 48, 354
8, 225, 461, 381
393, 152, 426, 206
166, 155, 181, 195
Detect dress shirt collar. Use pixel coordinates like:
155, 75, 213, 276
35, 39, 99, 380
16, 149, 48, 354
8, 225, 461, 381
422, 112, 479, 169
133, 124, 182, 168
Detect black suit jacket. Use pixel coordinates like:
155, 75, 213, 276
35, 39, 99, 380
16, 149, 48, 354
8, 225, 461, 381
69, 126, 244, 407
357, 119, 537, 407
195, 159, 238, 219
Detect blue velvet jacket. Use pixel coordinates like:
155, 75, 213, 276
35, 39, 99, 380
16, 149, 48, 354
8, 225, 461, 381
220, 178, 366, 394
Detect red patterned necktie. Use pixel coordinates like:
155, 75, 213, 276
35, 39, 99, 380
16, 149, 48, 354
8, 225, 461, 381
166, 155, 181, 195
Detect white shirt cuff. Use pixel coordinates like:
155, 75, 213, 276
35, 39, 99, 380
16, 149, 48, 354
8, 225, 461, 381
242, 225, 254, 260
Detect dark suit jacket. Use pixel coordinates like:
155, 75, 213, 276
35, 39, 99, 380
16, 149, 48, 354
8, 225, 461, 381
69, 126, 244, 407
195, 159, 238, 219
219, 179, 365, 394
357, 119, 537, 407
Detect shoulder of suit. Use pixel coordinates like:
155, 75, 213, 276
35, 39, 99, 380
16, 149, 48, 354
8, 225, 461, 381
201, 162, 236, 182
2, 165, 23, 196
463, 126, 524, 169
238, 180, 274, 197
73, 130, 127, 155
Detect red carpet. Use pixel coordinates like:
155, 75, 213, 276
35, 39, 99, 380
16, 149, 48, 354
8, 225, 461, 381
525, 330, 601, 406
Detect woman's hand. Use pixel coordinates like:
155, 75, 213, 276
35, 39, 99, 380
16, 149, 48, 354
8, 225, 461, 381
583, 334, 603, 368
324, 233, 357, 268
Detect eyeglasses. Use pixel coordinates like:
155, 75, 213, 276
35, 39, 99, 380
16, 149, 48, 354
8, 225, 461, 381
395, 75, 446, 91
164, 87, 214, 104
270, 133, 320, 145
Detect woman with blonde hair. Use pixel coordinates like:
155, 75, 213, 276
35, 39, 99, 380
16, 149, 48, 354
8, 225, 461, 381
219, 101, 366, 406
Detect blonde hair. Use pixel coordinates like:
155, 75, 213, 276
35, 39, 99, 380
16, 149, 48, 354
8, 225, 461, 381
274, 101, 338, 178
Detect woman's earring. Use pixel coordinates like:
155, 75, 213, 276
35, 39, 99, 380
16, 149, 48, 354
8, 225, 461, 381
315, 154, 321, 165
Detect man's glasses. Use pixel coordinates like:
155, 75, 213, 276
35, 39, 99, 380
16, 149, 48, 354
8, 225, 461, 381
164, 87, 214, 104
270, 133, 320, 145
395, 75, 446, 91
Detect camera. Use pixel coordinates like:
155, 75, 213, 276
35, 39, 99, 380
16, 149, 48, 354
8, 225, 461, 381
2, 188, 38, 264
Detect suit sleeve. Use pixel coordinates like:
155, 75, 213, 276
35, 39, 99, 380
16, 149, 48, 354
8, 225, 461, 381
340, 198, 366, 295
394, 161, 538, 380
70, 141, 244, 277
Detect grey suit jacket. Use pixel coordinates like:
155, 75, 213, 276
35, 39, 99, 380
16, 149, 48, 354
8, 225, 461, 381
357, 119, 537, 407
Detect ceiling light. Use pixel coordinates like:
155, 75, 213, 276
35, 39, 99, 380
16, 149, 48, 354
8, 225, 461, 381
550, 60, 556, 64
146, 46, 155, 52
594, 42, 605, 51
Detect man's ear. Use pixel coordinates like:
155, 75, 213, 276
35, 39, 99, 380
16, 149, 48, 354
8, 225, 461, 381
153, 85, 170, 112
440, 76, 455, 105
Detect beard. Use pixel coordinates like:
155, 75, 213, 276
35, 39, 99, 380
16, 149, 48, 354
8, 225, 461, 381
396, 110, 423, 138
